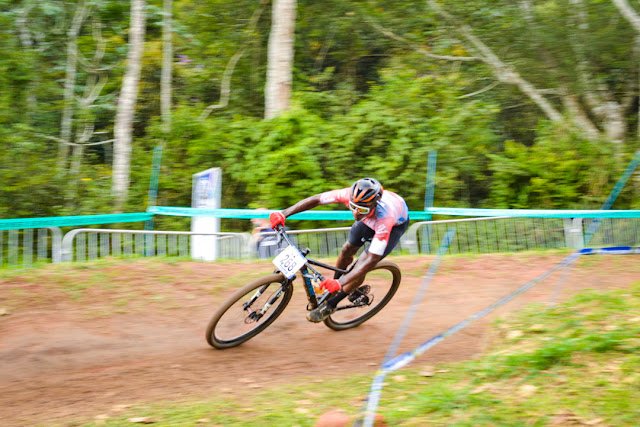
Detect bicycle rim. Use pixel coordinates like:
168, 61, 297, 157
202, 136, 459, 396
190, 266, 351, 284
206, 273, 292, 349
324, 261, 401, 331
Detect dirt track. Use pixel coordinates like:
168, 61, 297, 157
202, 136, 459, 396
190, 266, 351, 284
1, 253, 638, 426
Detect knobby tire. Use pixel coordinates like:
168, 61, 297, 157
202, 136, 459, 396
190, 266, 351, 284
324, 260, 401, 331
206, 273, 292, 349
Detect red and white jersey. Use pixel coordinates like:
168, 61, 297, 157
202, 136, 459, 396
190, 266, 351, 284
319, 188, 409, 255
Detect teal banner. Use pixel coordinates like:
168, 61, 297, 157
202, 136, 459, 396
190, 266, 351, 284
148, 207, 434, 220
148, 206, 640, 219
5, 205, 639, 231
425, 207, 640, 218
0, 213, 154, 230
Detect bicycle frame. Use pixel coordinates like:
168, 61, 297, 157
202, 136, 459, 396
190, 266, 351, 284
274, 226, 346, 308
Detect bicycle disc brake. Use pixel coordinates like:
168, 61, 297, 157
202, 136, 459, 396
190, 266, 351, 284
244, 309, 263, 323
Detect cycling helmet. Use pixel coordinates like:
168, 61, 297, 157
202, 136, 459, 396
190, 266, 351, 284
349, 178, 383, 209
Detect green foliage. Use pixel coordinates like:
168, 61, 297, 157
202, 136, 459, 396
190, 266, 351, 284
2, 0, 640, 223
488, 122, 616, 209
129, 64, 503, 231
0, 127, 64, 218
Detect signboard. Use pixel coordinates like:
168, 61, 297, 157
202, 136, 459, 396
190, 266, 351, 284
191, 167, 222, 261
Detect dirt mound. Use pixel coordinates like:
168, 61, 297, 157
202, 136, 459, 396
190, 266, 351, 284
1, 254, 637, 426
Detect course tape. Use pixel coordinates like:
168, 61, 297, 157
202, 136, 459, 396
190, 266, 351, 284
361, 245, 640, 426
578, 246, 640, 255
550, 151, 640, 306
584, 151, 640, 243
424, 207, 640, 218
382, 229, 457, 365
149, 206, 640, 219
148, 207, 434, 220
361, 230, 456, 427
358, 251, 581, 427
359, 152, 640, 426
0, 213, 154, 231
384, 252, 581, 374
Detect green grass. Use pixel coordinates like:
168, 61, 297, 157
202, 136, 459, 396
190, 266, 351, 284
57, 281, 640, 427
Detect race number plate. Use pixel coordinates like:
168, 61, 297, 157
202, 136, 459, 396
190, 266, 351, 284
272, 245, 307, 279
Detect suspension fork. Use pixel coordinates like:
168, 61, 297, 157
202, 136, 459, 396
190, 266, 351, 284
258, 283, 288, 316
243, 279, 291, 319
243, 284, 270, 311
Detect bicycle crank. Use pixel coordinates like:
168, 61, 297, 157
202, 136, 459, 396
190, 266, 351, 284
348, 285, 373, 306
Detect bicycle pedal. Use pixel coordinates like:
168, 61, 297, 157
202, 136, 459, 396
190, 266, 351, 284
348, 285, 371, 303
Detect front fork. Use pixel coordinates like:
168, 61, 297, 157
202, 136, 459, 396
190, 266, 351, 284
243, 279, 290, 322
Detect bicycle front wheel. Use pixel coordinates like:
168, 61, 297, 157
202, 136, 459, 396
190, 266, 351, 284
324, 260, 401, 331
206, 273, 293, 349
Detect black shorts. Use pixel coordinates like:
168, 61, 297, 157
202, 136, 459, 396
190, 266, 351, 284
348, 219, 409, 259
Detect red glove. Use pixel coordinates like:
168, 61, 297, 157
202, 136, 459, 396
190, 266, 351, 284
269, 211, 286, 229
320, 278, 341, 294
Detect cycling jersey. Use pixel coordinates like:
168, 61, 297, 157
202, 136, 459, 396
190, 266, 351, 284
319, 188, 409, 256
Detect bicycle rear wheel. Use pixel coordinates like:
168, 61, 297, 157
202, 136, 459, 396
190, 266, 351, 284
324, 260, 401, 331
206, 273, 293, 349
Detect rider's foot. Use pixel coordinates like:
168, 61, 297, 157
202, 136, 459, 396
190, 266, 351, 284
348, 285, 371, 303
307, 301, 336, 323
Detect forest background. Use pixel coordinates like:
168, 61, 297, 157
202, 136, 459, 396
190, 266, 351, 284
2, 0, 640, 233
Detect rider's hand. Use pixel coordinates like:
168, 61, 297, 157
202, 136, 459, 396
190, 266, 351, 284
269, 212, 286, 229
320, 278, 341, 293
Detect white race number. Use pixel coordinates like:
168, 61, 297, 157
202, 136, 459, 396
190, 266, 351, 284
272, 245, 307, 279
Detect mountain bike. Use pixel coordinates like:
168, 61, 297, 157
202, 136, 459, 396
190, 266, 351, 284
206, 225, 401, 349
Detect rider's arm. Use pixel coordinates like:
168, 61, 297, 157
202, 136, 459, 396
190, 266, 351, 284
281, 194, 323, 219
337, 251, 382, 292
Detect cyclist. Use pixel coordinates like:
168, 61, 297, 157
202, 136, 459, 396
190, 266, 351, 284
269, 178, 409, 322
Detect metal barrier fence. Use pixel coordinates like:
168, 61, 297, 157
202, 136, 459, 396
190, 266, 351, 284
250, 217, 640, 257
0, 227, 62, 268
2, 217, 640, 268
408, 217, 571, 254
407, 217, 640, 254
61, 229, 251, 262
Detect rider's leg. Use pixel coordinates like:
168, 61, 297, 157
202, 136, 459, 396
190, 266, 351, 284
325, 242, 364, 308
308, 220, 409, 322
325, 223, 369, 305
334, 241, 360, 278
331, 220, 409, 301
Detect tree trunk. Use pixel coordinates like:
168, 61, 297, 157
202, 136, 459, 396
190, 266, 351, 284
112, 0, 146, 212
59, 0, 89, 169
570, 0, 626, 148
161, 0, 172, 134
613, 0, 640, 33
264, 0, 297, 119
428, 1, 564, 124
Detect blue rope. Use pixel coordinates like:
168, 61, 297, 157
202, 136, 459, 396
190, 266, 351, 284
360, 229, 456, 427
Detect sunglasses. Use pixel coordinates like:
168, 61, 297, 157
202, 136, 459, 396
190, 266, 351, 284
349, 201, 371, 215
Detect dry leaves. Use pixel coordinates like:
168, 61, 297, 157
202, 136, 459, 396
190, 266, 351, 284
506, 330, 523, 339
517, 384, 538, 397
128, 417, 155, 424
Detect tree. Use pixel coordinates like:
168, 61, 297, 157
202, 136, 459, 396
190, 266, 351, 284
357, 1, 638, 153
264, 0, 296, 119
113, 0, 146, 211
161, 0, 172, 134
